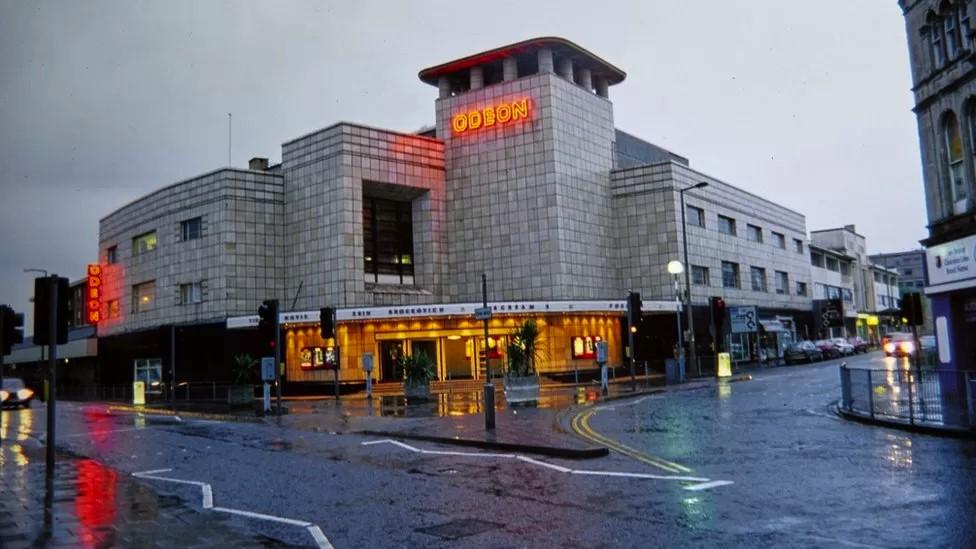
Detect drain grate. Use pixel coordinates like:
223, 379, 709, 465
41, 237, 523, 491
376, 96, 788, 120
416, 519, 502, 540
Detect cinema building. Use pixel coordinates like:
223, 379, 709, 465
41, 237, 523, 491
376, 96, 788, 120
94, 37, 813, 390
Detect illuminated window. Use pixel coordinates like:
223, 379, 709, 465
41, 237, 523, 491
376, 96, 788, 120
132, 280, 155, 313
721, 261, 740, 289
775, 271, 788, 295
108, 299, 120, 319
746, 224, 763, 243
107, 245, 118, 264
179, 282, 203, 305
750, 266, 767, 292
691, 265, 710, 286
772, 231, 786, 249
686, 206, 705, 228
132, 231, 157, 255
944, 111, 969, 215
181, 217, 202, 241
363, 197, 414, 285
717, 215, 736, 236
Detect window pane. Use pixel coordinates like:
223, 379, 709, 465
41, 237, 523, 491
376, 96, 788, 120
107, 246, 118, 264
747, 225, 762, 243
692, 265, 709, 286
181, 217, 202, 241
132, 231, 157, 255
773, 232, 786, 249
363, 196, 414, 285
794, 239, 803, 254
722, 261, 739, 288
132, 280, 155, 312
750, 267, 767, 292
775, 271, 788, 294
718, 215, 736, 236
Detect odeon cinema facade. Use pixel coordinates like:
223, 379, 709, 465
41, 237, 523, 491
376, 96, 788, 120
94, 37, 693, 390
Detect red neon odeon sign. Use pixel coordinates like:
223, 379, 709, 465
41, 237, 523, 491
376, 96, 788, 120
452, 98, 531, 135
87, 264, 102, 324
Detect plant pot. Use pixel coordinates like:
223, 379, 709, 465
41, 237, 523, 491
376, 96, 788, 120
404, 381, 431, 402
504, 374, 540, 405
227, 385, 254, 407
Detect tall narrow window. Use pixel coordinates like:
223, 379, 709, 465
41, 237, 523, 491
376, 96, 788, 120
946, 10, 961, 58
945, 112, 969, 214
933, 20, 947, 67
363, 196, 414, 285
722, 261, 740, 289
106, 245, 118, 264
961, 5, 972, 50
750, 266, 767, 292
775, 271, 789, 295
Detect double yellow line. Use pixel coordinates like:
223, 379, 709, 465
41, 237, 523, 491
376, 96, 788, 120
571, 407, 693, 474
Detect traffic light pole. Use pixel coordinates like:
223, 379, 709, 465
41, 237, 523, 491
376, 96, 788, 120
482, 274, 495, 431
0, 308, 5, 449
46, 275, 58, 480
274, 306, 282, 416
627, 293, 636, 390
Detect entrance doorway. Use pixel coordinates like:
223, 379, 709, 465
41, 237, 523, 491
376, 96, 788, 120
380, 340, 404, 382
411, 339, 438, 380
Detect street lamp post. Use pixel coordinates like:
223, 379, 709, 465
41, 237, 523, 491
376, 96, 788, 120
679, 182, 709, 375
667, 260, 684, 360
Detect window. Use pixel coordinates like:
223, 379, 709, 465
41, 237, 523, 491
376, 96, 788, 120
811, 251, 825, 268
932, 19, 947, 67
746, 224, 763, 243
796, 281, 808, 296
775, 271, 788, 295
962, 5, 972, 50
181, 217, 202, 241
772, 232, 786, 249
179, 282, 203, 304
363, 196, 414, 285
750, 266, 767, 292
826, 257, 839, 272
108, 299, 120, 319
874, 271, 882, 283
134, 358, 163, 394
686, 205, 705, 228
691, 265, 710, 286
842, 288, 853, 303
840, 262, 851, 276
946, 9, 961, 58
106, 245, 118, 264
903, 268, 914, 276
132, 231, 157, 255
722, 261, 740, 289
794, 238, 804, 254
717, 215, 736, 236
944, 111, 969, 215
132, 280, 155, 313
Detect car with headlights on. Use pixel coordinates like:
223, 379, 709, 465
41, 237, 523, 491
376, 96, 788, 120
1, 378, 34, 409
883, 332, 916, 357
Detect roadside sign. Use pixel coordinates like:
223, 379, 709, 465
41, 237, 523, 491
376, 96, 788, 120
132, 381, 145, 405
729, 306, 757, 334
474, 307, 492, 320
261, 357, 275, 382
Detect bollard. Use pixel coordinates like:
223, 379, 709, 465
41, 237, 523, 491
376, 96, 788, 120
866, 369, 874, 419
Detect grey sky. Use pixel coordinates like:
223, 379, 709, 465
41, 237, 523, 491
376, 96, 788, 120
0, 0, 922, 326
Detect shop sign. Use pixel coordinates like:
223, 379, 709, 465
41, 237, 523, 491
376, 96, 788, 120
729, 306, 757, 333
86, 264, 102, 324
814, 299, 844, 328
452, 98, 531, 135
926, 233, 976, 288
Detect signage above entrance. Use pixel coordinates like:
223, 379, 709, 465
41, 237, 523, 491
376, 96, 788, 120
926, 233, 976, 292
451, 98, 531, 135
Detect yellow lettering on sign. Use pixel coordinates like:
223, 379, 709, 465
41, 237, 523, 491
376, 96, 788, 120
451, 98, 531, 135
512, 99, 528, 120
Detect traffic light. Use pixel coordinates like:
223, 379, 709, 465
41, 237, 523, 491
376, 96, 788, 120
320, 307, 336, 339
258, 299, 278, 347
33, 276, 69, 346
1, 305, 25, 355
627, 291, 642, 328
898, 292, 924, 326
710, 296, 727, 333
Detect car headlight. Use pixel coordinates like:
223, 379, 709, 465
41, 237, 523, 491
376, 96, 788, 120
0, 390, 8, 402
900, 342, 915, 354
17, 389, 33, 400
884, 343, 895, 353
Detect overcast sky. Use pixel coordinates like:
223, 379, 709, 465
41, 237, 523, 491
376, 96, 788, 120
0, 0, 923, 326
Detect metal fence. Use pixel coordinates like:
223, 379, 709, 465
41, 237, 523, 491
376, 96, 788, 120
839, 364, 976, 429
57, 382, 241, 403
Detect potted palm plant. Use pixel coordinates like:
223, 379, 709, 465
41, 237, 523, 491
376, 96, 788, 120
228, 353, 257, 406
504, 319, 542, 404
402, 350, 435, 401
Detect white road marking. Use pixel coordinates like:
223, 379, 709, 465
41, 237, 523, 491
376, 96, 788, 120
683, 480, 735, 491
596, 395, 653, 412
132, 468, 332, 548
362, 439, 732, 489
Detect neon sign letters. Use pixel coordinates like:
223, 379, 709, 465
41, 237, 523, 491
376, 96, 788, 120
87, 264, 102, 324
452, 98, 531, 135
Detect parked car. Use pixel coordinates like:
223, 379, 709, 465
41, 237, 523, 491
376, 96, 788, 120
829, 338, 855, 356
883, 332, 915, 357
1, 378, 34, 409
847, 336, 869, 354
785, 341, 824, 364
814, 340, 843, 359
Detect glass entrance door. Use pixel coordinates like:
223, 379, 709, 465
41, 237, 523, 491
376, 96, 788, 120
380, 340, 404, 382
411, 340, 438, 381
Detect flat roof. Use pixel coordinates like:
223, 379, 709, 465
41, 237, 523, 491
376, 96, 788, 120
418, 36, 626, 86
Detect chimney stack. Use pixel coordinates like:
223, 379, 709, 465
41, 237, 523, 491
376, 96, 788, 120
249, 157, 269, 171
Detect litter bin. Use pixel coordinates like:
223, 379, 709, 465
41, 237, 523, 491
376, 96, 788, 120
665, 357, 685, 384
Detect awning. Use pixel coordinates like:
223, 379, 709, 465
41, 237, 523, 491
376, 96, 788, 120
759, 319, 787, 332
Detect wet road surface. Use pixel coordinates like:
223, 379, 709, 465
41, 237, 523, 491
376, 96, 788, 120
2, 352, 973, 547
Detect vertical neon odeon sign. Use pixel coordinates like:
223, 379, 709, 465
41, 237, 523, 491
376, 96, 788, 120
87, 264, 102, 324
452, 98, 531, 135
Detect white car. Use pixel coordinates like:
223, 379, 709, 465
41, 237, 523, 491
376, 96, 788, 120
829, 338, 855, 356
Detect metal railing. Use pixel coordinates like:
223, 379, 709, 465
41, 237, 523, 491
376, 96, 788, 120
839, 364, 976, 429
56, 381, 242, 403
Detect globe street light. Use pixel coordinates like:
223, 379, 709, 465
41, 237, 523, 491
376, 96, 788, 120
667, 260, 684, 360
679, 181, 709, 374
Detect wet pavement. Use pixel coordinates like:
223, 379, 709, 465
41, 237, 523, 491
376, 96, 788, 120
3, 351, 974, 547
